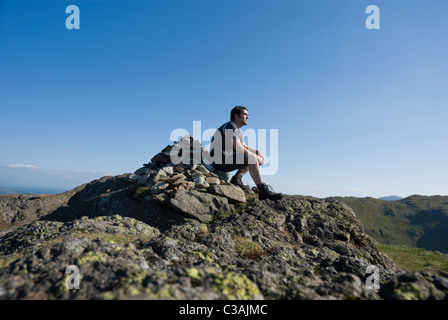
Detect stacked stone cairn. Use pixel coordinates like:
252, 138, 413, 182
129, 135, 252, 223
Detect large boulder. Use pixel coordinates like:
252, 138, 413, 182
167, 190, 230, 223
208, 184, 246, 204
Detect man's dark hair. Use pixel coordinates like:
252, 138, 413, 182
230, 106, 248, 121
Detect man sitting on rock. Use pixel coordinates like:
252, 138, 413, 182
210, 106, 283, 201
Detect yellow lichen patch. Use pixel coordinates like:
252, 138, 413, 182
133, 186, 151, 201
191, 250, 213, 263
76, 251, 108, 265
215, 272, 260, 300
393, 284, 425, 300
149, 284, 176, 300
186, 267, 201, 280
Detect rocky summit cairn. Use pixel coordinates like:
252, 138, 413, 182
0, 136, 448, 300
131, 135, 250, 223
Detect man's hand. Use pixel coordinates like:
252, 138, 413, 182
256, 150, 265, 166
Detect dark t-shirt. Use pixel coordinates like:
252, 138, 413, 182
210, 121, 244, 162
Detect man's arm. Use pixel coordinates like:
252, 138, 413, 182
234, 139, 265, 165
245, 144, 258, 154
233, 137, 248, 154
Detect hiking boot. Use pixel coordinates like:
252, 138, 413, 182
258, 183, 283, 201
230, 175, 245, 188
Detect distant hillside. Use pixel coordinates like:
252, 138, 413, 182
328, 195, 448, 254
378, 195, 403, 201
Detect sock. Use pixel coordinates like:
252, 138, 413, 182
257, 183, 264, 188
234, 171, 244, 179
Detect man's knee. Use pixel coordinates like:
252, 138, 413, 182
247, 153, 259, 165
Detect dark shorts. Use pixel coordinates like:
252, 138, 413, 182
212, 153, 249, 172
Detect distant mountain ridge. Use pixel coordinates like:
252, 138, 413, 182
378, 195, 403, 201
328, 195, 448, 254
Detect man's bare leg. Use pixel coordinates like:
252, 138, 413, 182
249, 163, 263, 186
231, 154, 262, 187
246, 153, 263, 186
247, 153, 282, 200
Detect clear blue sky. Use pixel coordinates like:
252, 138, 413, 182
1, 0, 447, 198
